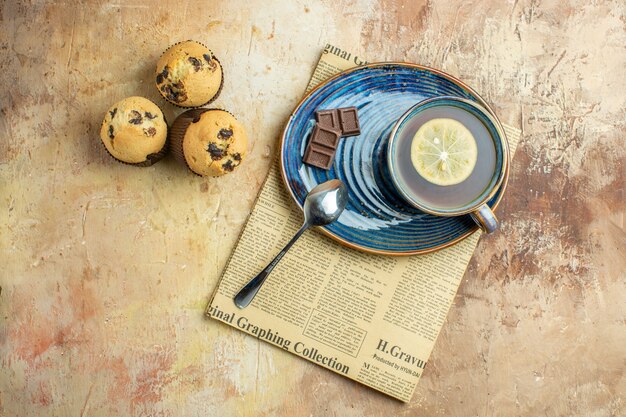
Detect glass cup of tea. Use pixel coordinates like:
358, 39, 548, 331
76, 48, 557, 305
386, 97, 510, 234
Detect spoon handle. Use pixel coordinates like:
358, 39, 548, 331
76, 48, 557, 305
234, 223, 309, 309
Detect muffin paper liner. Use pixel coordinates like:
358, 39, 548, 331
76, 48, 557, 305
169, 108, 209, 175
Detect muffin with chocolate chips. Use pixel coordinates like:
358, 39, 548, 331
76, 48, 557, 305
155, 40, 223, 107
99, 96, 168, 166
169, 109, 247, 176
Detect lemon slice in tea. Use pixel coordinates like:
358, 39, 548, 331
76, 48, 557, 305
410, 118, 478, 186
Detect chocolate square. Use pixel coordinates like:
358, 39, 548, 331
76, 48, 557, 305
338, 107, 361, 136
302, 124, 342, 170
315, 109, 340, 130
303, 143, 336, 170
311, 124, 341, 148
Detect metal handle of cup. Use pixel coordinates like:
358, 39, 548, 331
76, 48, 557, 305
470, 204, 498, 234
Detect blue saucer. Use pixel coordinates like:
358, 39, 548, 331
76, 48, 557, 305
280, 63, 509, 255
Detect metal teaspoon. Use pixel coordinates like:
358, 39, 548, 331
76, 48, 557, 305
233, 179, 348, 308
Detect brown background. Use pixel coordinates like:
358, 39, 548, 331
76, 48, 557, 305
1, 0, 624, 416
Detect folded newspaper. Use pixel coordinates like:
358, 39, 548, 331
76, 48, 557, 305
207, 44, 521, 402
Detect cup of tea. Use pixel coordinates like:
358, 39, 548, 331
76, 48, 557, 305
386, 96, 509, 234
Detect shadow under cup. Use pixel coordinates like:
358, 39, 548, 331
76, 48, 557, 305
387, 97, 509, 234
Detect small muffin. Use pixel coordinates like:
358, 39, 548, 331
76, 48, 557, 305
99, 96, 168, 166
155, 40, 223, 107
169, 109, 247, 176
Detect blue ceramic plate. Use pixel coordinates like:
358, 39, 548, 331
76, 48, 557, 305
280, 63, 509, 255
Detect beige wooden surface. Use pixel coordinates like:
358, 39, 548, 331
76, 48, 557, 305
1, 1, 624, 416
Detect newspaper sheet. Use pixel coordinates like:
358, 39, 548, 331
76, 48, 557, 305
207, 44, 521, 402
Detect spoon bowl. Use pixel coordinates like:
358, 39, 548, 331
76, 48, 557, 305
304, 179, 348, 226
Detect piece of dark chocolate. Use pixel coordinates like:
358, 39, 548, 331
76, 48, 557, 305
338, 107, 360, 136
218, 128, 233, 140
310, 124, 341, 148
207, 142, 226, 160
303, 124, 341, 170
128, 110, 143, 125
303, 143, 336, 170
188, 56, 202, 71
315, 109, 340, 131
222, 159, 235, 172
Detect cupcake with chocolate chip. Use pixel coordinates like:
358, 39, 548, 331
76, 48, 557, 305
169, 109, 247, 176
99, 96, 168, 166
155, 40, 223, 107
